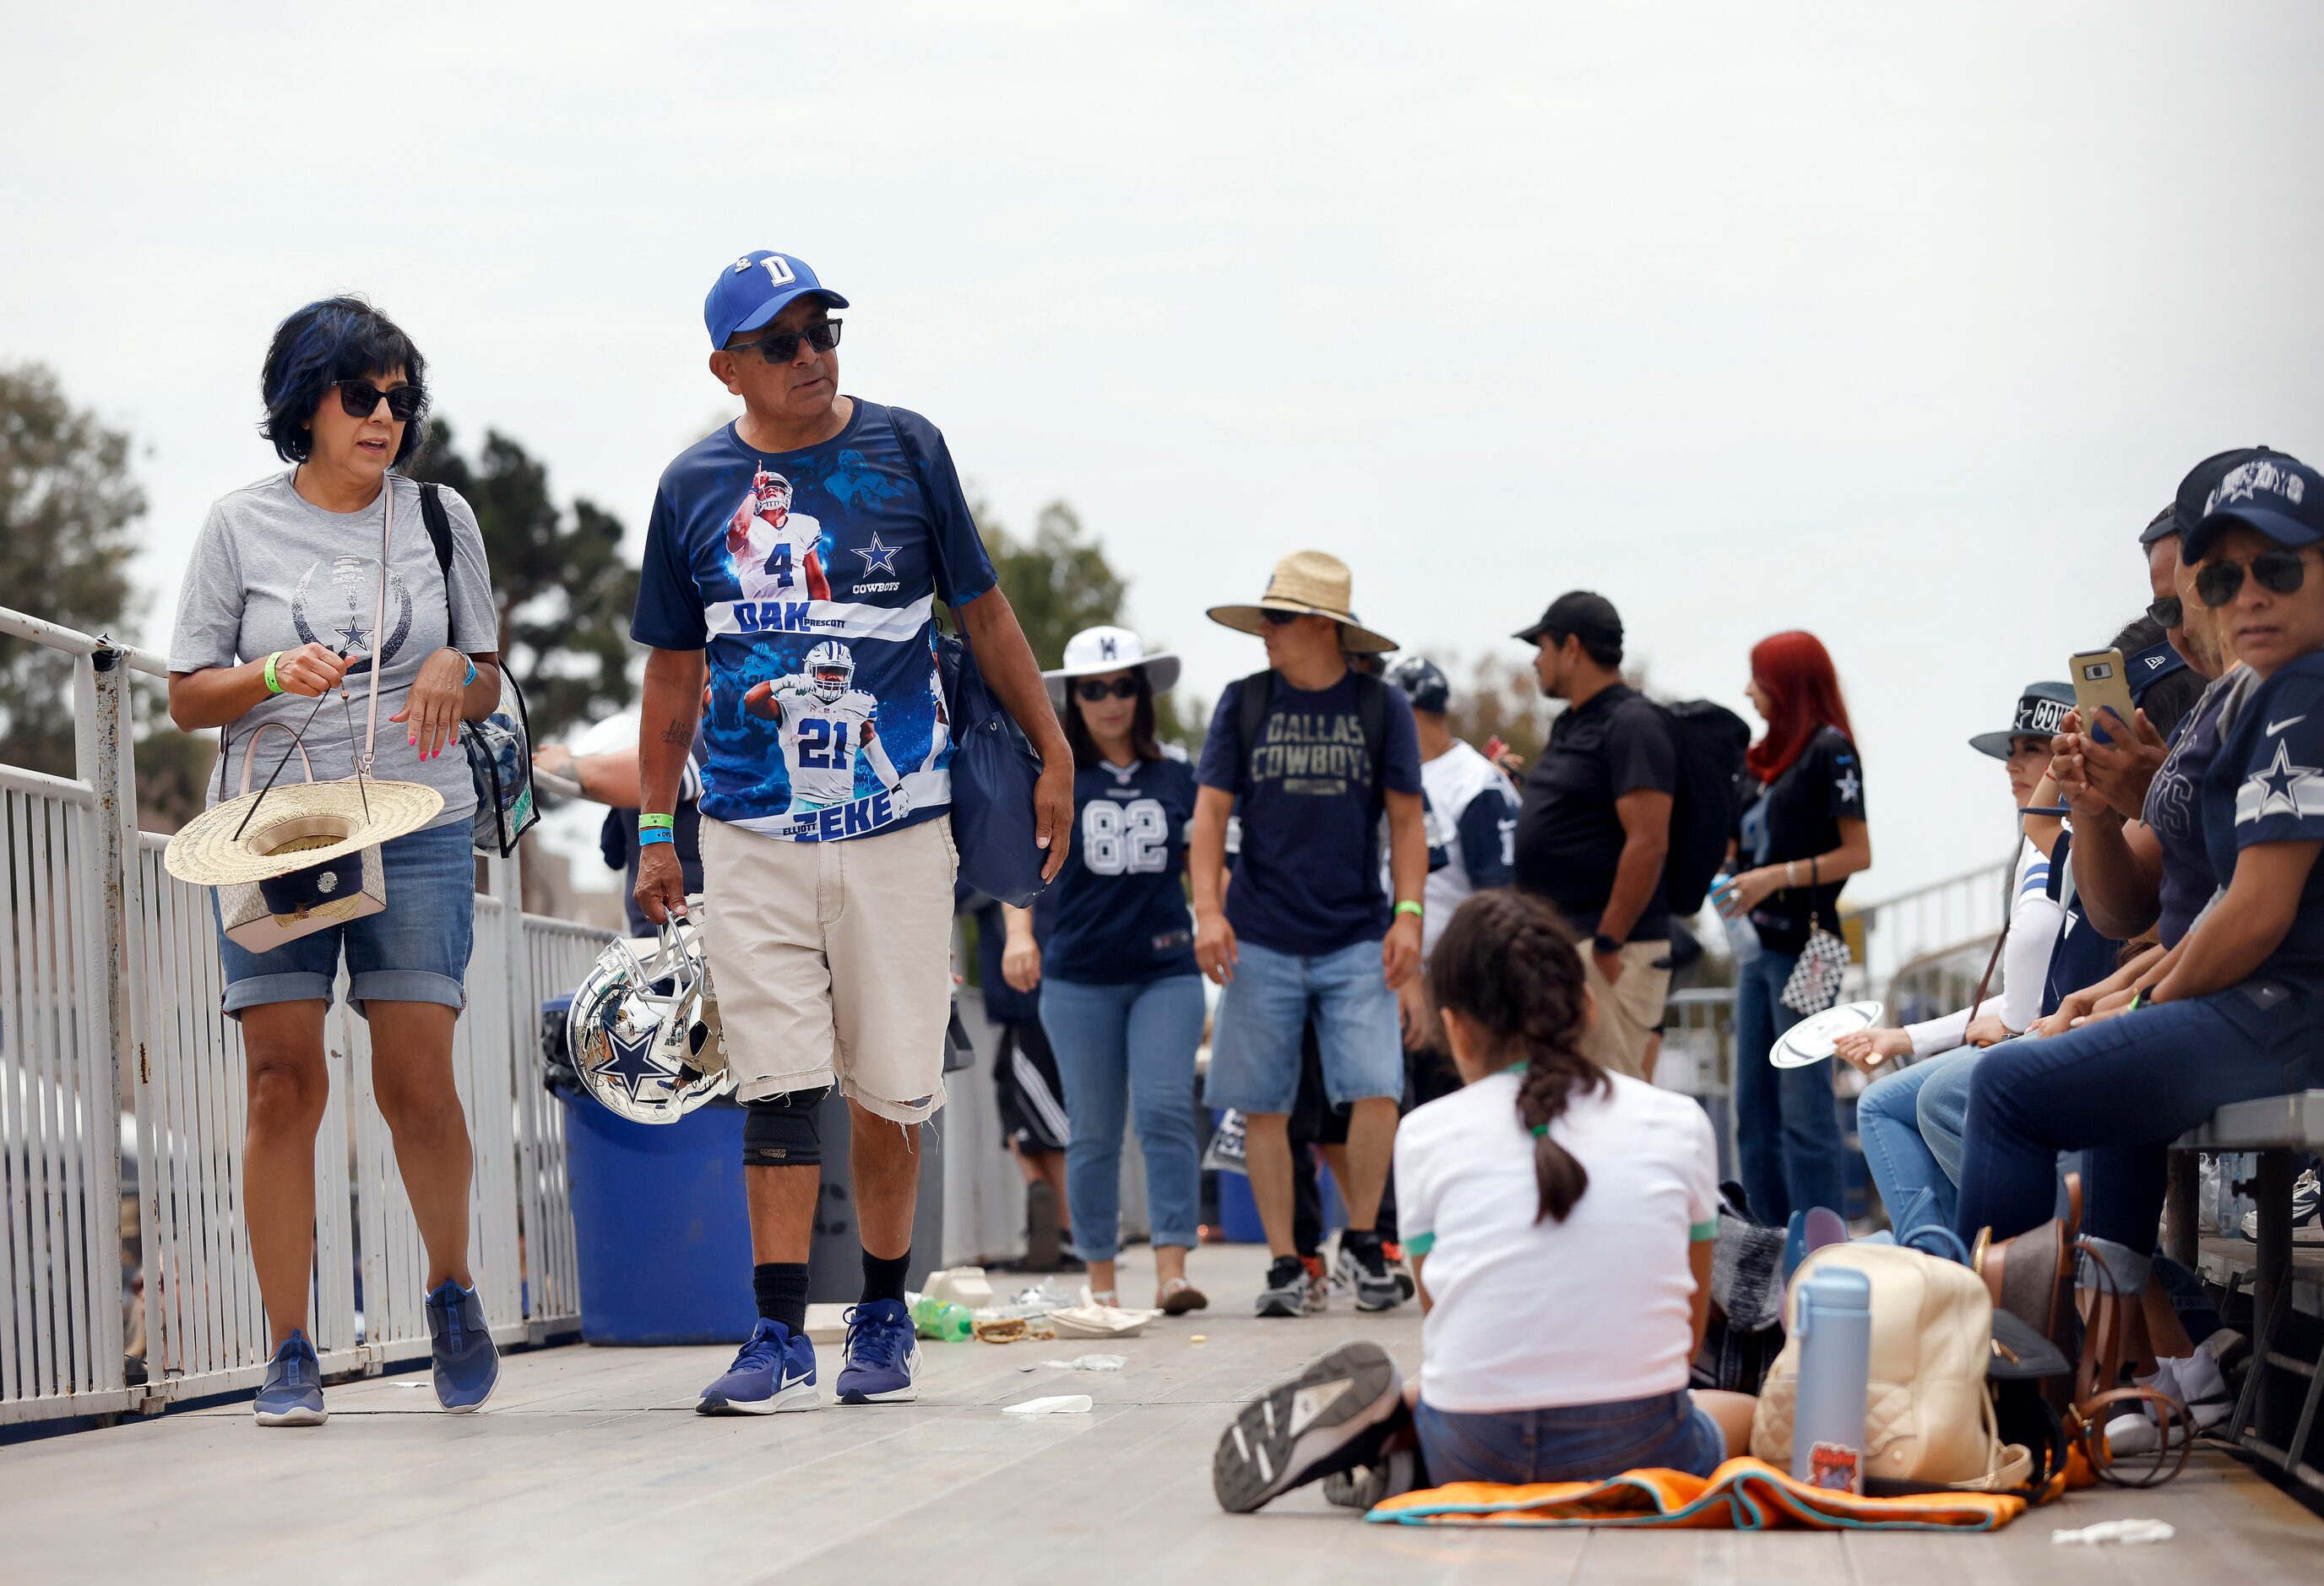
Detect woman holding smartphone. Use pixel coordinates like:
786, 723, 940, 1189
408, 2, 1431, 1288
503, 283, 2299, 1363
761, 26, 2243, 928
1715, 631, 1873, 1228
1002, 627, 1208, 1312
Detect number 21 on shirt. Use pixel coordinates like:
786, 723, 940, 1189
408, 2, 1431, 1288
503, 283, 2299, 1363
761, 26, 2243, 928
796, 717, 850, 769
1083, 798, 1170, 875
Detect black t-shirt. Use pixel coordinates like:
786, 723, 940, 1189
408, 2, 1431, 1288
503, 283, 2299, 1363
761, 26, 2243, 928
1737, 726, 1867, 954
1512, 683, 1677, 940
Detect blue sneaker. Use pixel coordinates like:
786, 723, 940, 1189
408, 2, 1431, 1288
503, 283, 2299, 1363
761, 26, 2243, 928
698, 1317, 821, 1415
253, 1329, 326, 1427
426, 1279, 500, 1414
835, 1298, 920, 1404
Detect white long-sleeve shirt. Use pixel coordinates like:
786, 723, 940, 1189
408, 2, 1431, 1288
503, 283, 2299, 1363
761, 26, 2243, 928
1904, 839, 2064, 1056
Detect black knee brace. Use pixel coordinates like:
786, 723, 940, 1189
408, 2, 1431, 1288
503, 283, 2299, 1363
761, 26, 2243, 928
742, 1087, 832, 1168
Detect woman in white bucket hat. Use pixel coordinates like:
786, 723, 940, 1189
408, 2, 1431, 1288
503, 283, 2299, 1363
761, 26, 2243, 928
997, 626, 1209, 1312
166, 297, 506, 1426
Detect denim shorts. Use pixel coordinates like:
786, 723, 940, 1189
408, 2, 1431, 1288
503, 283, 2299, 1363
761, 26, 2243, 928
214, 820, 475, 1017
1414, 1390, 1727, 1486
1203, 937, 1404, 1114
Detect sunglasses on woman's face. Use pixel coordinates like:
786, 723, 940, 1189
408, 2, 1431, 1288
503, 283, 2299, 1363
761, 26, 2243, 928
2195, 547, 2310, 608
1075, 677, 1140, 702
732, 320, 843, 363
335, 379, 424, 421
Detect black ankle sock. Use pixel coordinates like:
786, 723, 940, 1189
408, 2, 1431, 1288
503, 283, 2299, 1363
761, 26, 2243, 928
861, 1249, 911, 1306
753, 1262, 810, 1335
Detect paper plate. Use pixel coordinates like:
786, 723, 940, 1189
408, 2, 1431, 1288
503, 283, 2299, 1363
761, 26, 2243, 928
1769, 1001, 1885, 1067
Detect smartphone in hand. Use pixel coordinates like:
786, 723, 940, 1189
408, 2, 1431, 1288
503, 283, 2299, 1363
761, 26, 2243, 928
2069, 649, 2137, 746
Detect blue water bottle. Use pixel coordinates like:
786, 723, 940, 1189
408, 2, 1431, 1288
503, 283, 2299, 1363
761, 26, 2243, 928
1789, 1264, 1872, 1492
1710, 872, 1762, 965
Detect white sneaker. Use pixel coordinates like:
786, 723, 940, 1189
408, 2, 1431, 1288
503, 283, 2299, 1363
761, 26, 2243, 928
2240, 1169, 2321, 1240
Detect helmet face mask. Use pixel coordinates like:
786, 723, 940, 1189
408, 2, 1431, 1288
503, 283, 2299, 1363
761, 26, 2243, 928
805, 640, 855, 704
567, 915, 730, 1123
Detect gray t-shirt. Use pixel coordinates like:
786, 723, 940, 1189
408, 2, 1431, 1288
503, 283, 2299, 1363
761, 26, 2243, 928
171, 470, 497, 828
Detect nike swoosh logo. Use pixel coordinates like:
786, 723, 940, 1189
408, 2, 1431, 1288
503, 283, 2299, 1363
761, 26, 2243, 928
779, 1369, 813, 1390
2267, 716, 2307, 737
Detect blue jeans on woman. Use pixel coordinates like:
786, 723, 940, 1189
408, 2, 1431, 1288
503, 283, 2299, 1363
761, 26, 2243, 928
1954, 980, 2322, 1248
1038, 973, 1207, 1261
1414, 1392, 1727, 1485
1733, 948, 1844, 1226
1857, 1049, 1976, 1241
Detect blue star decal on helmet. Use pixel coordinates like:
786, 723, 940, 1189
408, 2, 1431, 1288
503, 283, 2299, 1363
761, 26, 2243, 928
855, 533, 901, 577
590, 1002, 668, 1105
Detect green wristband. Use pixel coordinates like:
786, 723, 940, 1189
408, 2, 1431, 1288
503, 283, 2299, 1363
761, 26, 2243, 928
1395, 900, 1424, 921
638, 812, 676, 832
263, 651, 285, 694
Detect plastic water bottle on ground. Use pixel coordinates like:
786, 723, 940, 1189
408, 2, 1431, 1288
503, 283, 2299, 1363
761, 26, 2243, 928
910, 1295, 973, 1342
1789, 1264, 1872, 1492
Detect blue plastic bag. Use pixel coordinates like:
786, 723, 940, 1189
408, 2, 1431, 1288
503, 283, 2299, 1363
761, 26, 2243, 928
937, 631, 1049, 907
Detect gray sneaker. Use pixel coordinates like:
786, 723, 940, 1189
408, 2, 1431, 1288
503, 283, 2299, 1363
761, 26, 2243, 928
1336, 1239, 1405, 1312
1255, 1256, 1309, 1318
253, 1330, 327, 1427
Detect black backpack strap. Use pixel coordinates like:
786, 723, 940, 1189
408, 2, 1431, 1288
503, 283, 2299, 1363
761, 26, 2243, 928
417, 481, 456, 631
1354, 671, 1389, 818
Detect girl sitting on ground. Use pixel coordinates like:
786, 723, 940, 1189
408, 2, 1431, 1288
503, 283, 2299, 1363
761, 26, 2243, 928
1213, 890, 1756, 1513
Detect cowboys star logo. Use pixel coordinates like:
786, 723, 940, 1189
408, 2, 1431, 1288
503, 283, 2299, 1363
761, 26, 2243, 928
2235, 737, 2324, 826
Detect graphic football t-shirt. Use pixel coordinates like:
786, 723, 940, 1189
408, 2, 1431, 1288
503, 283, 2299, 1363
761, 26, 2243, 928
631, 401, 996, 841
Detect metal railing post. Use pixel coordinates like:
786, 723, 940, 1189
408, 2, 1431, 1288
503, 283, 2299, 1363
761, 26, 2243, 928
80, 644, 133, 1397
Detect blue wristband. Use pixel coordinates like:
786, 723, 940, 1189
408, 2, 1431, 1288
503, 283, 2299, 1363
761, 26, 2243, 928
461, 655, 478, 687
638, 827, 675, 848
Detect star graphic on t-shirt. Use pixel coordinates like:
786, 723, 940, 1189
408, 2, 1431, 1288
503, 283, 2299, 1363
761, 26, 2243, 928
337, 618, 371, 653
2249, 740, 2318, 821
1835, 769, 1861, 805
855, 533, 901, 577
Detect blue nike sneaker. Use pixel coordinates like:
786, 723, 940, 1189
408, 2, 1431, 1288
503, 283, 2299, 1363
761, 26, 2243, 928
253, 1329, 327, 1427
698, 1317, 821, 1415
426, 1279, 501, 1414
835, 1299, 920, 1404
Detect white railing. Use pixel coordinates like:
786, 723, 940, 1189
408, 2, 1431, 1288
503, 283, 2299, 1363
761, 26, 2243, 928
0, 606, 607, 1424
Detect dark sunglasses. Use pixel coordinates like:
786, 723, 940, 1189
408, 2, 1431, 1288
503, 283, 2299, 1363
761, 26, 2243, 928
2195, 547, 2310, 608
731, 320, 843, 363
1074, 677, 1141, 702
1260, 609, 1302, 627
2147, 595, 2183, 629
335, 379, 424, 421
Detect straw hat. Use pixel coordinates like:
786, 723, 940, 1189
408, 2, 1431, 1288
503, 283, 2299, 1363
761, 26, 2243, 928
1206, 550, 1398, 654
1042, 626, 1181, 710
165, 777, 445, 888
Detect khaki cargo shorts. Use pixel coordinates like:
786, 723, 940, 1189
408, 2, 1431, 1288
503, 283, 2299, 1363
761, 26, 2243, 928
698, 814, 957, 1123
1579, 939, 1672, 1081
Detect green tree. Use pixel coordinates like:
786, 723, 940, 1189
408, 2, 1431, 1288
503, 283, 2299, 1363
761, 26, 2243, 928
0, 363, 216, 828
406, 420, 638, 741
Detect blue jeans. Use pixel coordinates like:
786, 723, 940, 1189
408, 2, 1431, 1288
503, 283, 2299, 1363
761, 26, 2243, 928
1916, 1046, 1980, 1187
1733, 949, 1844, 1225
1040, 974, 1206, 1260
1414, 1391, 1726, 1485
1858, 1049, 1976, 1241
1203, 938, 1403, 1114
215, 820, 476, 1016
1954, 980, 2323, 1247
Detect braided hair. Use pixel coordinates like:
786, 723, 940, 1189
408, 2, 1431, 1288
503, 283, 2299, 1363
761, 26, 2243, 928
1425, 891, 1606, 1225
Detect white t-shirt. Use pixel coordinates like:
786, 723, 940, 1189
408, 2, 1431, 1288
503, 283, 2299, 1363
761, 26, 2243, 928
1396, 1069, 1719, 1413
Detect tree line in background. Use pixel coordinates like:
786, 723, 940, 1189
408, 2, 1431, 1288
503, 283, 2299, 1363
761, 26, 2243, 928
0, 362, 1549, 831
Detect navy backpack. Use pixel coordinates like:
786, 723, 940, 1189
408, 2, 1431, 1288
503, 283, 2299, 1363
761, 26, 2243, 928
936, 630, 1049, 906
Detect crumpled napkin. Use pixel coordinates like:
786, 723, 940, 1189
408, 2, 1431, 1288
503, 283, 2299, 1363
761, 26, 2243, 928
2052, 1519, 2175, 1546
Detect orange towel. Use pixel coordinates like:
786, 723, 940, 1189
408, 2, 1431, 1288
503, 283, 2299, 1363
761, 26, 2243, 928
1366, 1456, 2029, 1530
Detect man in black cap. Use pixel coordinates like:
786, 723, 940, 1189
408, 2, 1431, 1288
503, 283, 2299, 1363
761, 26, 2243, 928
1508, 592, 1675, 1079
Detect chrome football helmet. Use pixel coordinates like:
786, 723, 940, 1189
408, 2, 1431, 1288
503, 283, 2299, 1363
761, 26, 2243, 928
566, 915, 730, 1123
806, 639, 855, 703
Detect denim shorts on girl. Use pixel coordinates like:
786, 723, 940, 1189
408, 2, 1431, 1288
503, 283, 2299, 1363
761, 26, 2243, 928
1414, 1389, 1726, 1486
214, 820, 476, 1017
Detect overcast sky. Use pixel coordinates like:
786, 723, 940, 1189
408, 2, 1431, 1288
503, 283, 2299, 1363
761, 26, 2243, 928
8, 3, 2321, 900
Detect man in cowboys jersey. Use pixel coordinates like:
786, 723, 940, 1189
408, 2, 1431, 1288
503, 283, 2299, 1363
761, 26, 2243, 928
727, 467, 832, 603
744, 638, 910, 815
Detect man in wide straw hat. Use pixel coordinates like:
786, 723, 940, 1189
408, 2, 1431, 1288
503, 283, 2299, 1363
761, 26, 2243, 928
1191, 550, 1429, 1317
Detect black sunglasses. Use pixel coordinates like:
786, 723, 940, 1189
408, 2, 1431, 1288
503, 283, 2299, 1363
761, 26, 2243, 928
2147, 595, 2183, 629
1260, 609, 1303, 627
1074, 677, 1141, 702
334, 378, 424, 421
731, 320, 843, 363
2195, 547, 2310, 608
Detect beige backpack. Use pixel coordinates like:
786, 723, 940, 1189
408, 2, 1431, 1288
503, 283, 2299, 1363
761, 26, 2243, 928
1750, 1242, 2029, 1490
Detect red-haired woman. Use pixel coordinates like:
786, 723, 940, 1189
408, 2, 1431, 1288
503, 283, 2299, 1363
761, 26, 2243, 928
1714, 632, 1873, 1225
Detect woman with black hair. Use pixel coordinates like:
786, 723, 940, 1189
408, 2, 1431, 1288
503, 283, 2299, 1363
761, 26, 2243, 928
1211, 890, 1755, 1512
168, 296, 503, 1426
999, 626, 1207, 1312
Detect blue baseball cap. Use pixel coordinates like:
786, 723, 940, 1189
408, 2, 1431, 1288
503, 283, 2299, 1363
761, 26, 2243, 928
2184, 454, 2324, 562
703, 250, 849, 350
1387, 654, 1451, 714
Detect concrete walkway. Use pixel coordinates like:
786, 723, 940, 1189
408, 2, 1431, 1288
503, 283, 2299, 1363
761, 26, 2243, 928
5, 1245, 2320, 1583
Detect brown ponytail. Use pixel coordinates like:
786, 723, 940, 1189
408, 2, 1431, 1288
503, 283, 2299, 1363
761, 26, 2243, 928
1425, 891, 1606, 1225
